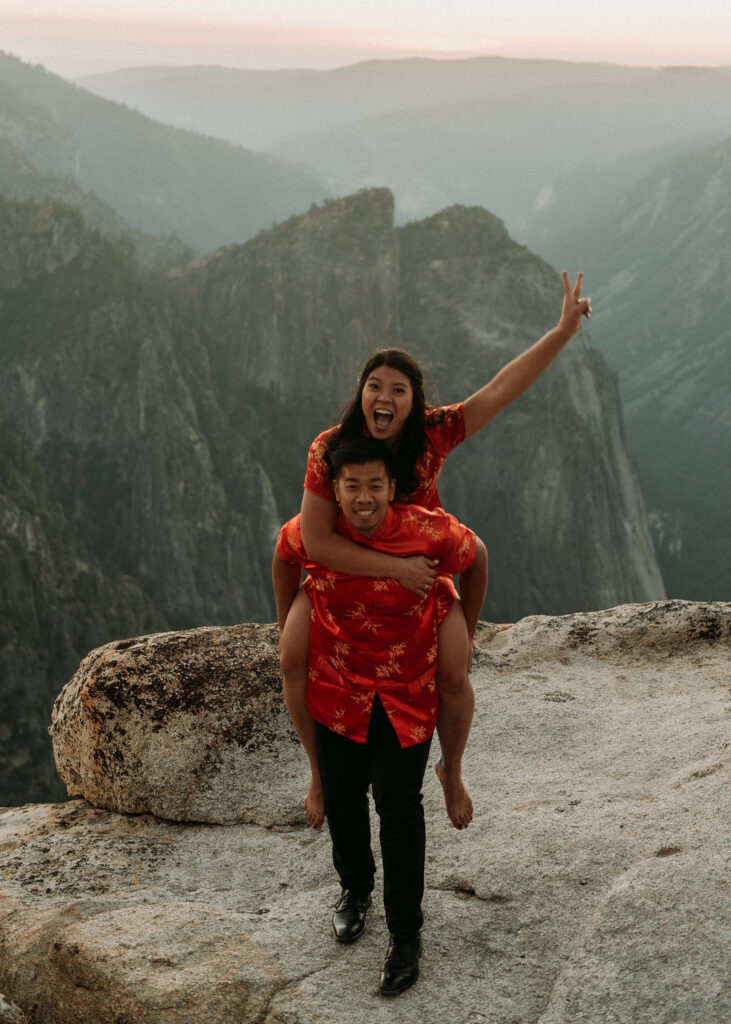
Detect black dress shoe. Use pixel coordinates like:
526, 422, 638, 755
378, 932, 421, 995
332, 889, 372, 943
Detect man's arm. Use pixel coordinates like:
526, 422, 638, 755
458, 537, 488, 641
272, 549, 303, 632
300, 489, 438, 595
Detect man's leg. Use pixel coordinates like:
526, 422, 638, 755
435, 599, 475, 830
368, 698, 432, 937
315, 720, 375, 940
368, 698, 431, 994
280, 588, 324, 829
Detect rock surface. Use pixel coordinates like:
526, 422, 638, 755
2, 600, 728, 1023
0, 994, 24, 1024
50, 623, 303, 825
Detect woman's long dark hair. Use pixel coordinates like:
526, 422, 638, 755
326, 348, 442, 498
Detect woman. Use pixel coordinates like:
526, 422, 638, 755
278, 271, 591, 831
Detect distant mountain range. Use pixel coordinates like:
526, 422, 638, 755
536, 137, 731, 600
76, 57, 731, 240
76, 56, 652, 150
0, 50, 330, 253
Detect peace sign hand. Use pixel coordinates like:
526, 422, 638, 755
560, 271, 592, 337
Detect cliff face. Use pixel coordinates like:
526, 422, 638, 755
0, 435, 164, 804
173, 193, 664, 618
537, 137, 731, 600
0, 199, 280, 800
0, 188, 664, 803
1, 198, 281, 628
396, 207, 663, 617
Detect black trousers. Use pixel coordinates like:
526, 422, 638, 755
315, 697, 432, 936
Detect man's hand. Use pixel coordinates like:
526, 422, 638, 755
393, 554, 439, 596
559, 270, 592, 338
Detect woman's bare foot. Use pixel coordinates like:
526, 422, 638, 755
435, 758, 473, 830
304, 777, 325, 830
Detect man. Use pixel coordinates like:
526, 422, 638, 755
272, 436, 487, 995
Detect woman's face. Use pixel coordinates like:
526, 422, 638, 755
361, 365, 414, 442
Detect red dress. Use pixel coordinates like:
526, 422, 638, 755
303, 403, 466, 510
277, 505, 476, 747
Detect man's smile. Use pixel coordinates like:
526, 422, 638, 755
354, 505, 378, 521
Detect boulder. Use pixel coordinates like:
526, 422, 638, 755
0, 601, 727, 1023
49, 623, 304, 825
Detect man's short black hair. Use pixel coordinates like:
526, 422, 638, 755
327, 436, 396, 482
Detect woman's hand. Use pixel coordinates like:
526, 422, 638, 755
559, 270, 592, 338
393, 555, 439, 596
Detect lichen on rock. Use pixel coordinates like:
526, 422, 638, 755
50, 622, 303, 825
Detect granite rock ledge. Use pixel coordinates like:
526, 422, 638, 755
0, 600, 726, 1023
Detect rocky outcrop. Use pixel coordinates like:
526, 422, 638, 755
1, 601, 726, 1022
0, 194, 87, 288
49, 623, 302, 825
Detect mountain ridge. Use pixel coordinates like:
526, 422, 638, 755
0, 50, 331, 253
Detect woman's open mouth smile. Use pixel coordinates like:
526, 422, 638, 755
372, 409, 394, 432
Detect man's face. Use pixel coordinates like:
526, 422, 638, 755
333, 460, 395, 537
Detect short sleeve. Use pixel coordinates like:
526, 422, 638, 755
437, 511, 476, 576
276, 515, 306, 565
303, 428, 337, 501
426, 403, 466, 459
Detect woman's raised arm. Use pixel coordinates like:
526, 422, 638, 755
463, 271, 591, 440
300, 489, 438, 595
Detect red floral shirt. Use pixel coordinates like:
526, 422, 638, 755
303, 403, 466, 510
277, 504, 476, 747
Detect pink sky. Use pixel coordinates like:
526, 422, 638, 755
1, 5, 729, 76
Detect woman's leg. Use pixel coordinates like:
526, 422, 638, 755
435, 598, 475, 830
280, 587, 324, 829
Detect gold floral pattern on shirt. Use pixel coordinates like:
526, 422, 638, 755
369, 578, 395, 593
375, 653, 403, 678
310, 571, 337, 591
344, 602, 381, 633
276, 475, 477, 748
